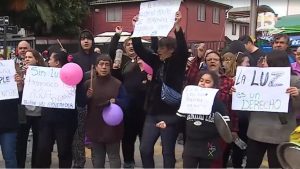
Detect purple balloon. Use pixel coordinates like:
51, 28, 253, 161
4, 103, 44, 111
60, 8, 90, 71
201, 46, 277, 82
85, 136, 91, 145
102, 103, 123, 126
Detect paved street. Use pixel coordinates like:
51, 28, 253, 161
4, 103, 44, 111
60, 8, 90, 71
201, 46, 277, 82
0, 135, 184, 168
0, 135, 269, 168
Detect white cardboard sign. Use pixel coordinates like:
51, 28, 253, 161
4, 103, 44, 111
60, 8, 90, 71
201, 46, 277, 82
178, 85, 219, 115
0, 60, 19, 100
232, 66, 291, 113
132, 0, 181, 37
22, 66, 76, 109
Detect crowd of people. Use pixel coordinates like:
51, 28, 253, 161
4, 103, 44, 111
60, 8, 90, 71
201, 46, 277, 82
0, 11, 300, 168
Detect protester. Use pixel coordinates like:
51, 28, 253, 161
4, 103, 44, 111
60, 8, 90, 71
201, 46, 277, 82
180, 71, 229, 168
109, 26, 150, 168
85, 55, 128, 168
238, 35, 265, 66
15, 49, 46, 168
0, 57, 21, 168
15, 41, 31, 71
72, 29, 100, 168
222, 52, 237, 78
272, 34, 296, 64
204, 51, 239, 167
230, 50, 300, 168
132, 11, 189, 168
35, 49, 77, 168
230, 52, 251, 168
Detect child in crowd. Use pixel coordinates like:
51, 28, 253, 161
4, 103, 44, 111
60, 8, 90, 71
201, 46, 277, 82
180, 71, 229, 168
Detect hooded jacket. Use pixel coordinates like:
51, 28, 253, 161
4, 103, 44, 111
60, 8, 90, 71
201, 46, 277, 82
72, 30, 100, 107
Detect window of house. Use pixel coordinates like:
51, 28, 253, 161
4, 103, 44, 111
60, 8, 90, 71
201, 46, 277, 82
106, 6, 122, 22
212, 7, 220, 24
240, 25, 249, 36
232, 23, 237, 35
197, 3, 206, 21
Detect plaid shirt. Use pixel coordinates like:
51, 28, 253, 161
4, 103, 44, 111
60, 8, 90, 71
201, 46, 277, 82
185, 57, 206, 85
218, 75, 239, 132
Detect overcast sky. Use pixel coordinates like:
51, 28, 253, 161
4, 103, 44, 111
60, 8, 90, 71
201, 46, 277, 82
214, 0, 300, 16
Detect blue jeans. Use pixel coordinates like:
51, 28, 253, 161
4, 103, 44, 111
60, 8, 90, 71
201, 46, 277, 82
140, 115, 178, 168
0, 131, 17, 168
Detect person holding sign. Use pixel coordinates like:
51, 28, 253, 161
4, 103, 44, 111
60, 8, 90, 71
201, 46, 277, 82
177, 71, 229, 168
84, 55, 128, 168
15, 49, 46, 168
232, 50, 300, 168
109, 26, 152, 168
0, 59, 22, 168
132, 11, 188, 168
35, 49, 77, 168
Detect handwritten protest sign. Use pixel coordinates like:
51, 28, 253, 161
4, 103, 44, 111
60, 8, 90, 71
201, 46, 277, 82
132, 0, 181, 37
22, 66, 76, 109
0, 60, 19, 100
232, 67, 290, 113
178, 85, 219, 115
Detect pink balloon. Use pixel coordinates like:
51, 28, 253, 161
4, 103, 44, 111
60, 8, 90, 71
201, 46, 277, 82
102, 103, 123, 126
60, 63, 83, 85
143, 62, 153, 75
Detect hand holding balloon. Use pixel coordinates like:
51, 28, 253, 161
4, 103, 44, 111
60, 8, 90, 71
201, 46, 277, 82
102, 103, 123, 126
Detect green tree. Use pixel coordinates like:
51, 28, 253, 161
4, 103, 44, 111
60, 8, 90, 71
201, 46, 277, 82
1, 0, 90, 36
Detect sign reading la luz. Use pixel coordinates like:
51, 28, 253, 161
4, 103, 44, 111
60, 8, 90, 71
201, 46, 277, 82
0, 60, 19, 100
232, 66, 291, 113
132, 0, 181, 37
22, 66, 76, 109
178, 85, 219, 115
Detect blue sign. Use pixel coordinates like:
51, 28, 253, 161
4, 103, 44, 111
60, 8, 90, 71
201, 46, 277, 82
290, 36, 300, 47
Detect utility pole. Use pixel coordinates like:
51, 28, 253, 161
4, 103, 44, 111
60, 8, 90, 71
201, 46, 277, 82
286, 0, 290, 16
249, 0, 258, 39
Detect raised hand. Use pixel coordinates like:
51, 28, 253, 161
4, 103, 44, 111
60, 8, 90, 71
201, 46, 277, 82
115, 26, 123, 34
175, 11, 182, 24
132, 15, 139, 28
174, 11, 182, 31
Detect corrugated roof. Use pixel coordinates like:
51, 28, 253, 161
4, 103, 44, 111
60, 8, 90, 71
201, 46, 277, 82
228, 5, 275, 19
275, 14, 300, 28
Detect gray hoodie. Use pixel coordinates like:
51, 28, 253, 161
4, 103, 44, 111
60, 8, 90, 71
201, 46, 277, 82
247, 75, 300, 144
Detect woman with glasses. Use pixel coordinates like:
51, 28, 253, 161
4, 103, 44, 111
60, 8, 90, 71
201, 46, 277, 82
205, 51, 239, 167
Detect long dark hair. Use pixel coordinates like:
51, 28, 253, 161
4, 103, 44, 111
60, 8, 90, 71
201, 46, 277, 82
51, 50, 68, 66
198, 70, 220, 89
266, 50, 295, 75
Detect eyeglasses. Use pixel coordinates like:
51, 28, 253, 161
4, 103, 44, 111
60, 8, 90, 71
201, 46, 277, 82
98, 62, 111, 67
206, 58, 220, 62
